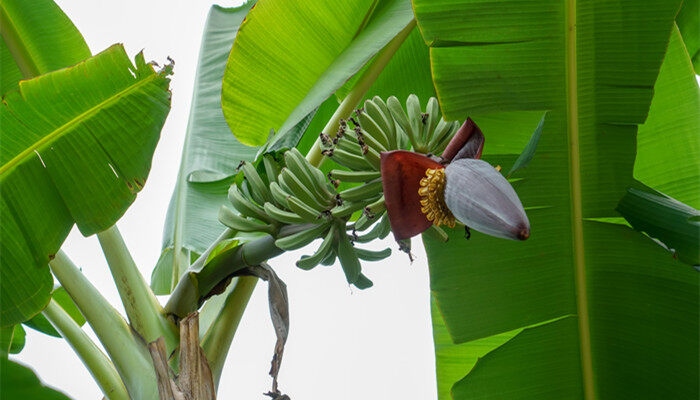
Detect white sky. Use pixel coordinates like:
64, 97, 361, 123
12, 1, 438, 399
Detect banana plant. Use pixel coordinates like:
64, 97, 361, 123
3, 0, 698, 399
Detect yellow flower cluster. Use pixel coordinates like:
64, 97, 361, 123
418, 168, 455, 228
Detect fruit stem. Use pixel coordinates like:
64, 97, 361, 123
306, 19, 416, 168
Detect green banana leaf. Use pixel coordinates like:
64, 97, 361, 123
0, 358, 71, 400
414, 0, 699, 398
221, 0, 414, 147
0, 0, 91, 94
151, 4, 257, 295
635, 25, 700, 208
676, 0, 698, 71
0, 44, 172, 327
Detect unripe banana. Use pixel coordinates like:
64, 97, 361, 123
357, 111, 390, 150
354, 273, 373, 289
335, 220, 361, 284
354, 213, 373, 232
357, 128, 387, 154
309, 164, 336, 199
330, 198, 375, 218
329, 148, 374, 171
335, 135, 363, 155
361, 143, 381, 170
287, 195, 323, 222
364, 99, 393, 144
426, 225, 449, 242
435, 121, 462, 154
427, 118, 452, 151
320, 249, 337, 266
387, 96, 416, 149
424, 97, 440, 145
264, 202, 307, 224
239, 161, 272, 205
262, 154, 280, 185
355, 247, 392, 262
279, 169, 328, 211
338, 179, 383, 202
353, 212, 391, 243
329, 170, 381, 183
372, 96, 397, 149
288, 148, 335, 201
275, 222, 330, 251
296, 226, 336, 270
219, 206, 274, 233
228, 185, 273, 223
270, 181, 291, 208
406, 94, 425, 151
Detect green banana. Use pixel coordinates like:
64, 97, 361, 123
335, 135, 363, 155
357, 111, 390, 150
284, 150, 317, 195
329, 148, 373, 171
320, 248, 337, 266
270, 181, 291, 208
364, 99, 393, 143
355, 142, 381, 170
372, 96, 397, 149
357, 128, 387, 154
279, 168, 328, 211
353, 273, 373, 289
228, 185, 273, 223
288, 148, 334, 201
309, 164, 336, 199
331, 197, 375, 218
387, 96, 415, 149
338, 179, 383, 202
329, 169, 381, 183
296, 226, 336, 270
287, 195, 323, 222
355, 247, 392, 262
424, 97, 440, 145
406, 94, 425, 151
264, 202, 307, 224
427, 118, 452, 151
275, 222, 330, 251
240, 161, 272, 205
354, 213, 373, 232
355, 213, 391, 243
262, 154, 281, 185
434, 121, 461, 154
219, 206, 274, 233
335, 221, 361, 284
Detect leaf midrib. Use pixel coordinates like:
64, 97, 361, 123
0, 71, 160, 176
0, 3, 39, 78
565, 0, 594, 398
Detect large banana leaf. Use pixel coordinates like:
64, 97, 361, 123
676, 0, 698, 71
414, 0, 699, 398
151, 4, 257, 294
221, 0, 414, 147
635, 25, 700, 208
0, 0, 91, 94
0, 358, 70, 400
0, 44, 172, 327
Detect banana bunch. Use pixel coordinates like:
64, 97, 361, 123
219, 148, 392, 289
321, 95, 460, 246
218, 95, 458, 287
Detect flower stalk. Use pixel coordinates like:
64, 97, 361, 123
306, 19, 416, 168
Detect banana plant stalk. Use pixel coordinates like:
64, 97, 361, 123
49, 251, 159, 400
42, 298, 129, 400
97, 226, 179, 351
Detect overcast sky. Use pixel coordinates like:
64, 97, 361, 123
12, 1, 438, 399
